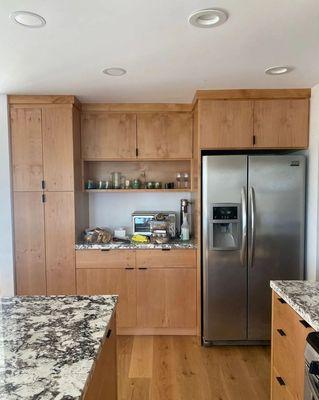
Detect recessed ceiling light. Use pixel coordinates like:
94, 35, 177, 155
188, 8, 228, 28
102, 67, 127, 76
10, 11, 46, 28
265, 66, 294, 75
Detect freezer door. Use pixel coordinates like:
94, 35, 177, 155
247, 155, 305, 340
202, 155, 248, 342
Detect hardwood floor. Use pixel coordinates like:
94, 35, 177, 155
117, 336, 270, 400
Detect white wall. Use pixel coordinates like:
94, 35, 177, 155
0, 95, 15, 296
89, 192, 192, 235
306, 84, 319, 280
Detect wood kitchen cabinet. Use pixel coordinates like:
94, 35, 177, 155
200, 100, 254, 149
9, 96, 86, 296
254, 99, 309, 148
81, 112, 137, 159
75, 249, 197, 334
13, 192, 46, 295
136, 112, 193, 159
271, 292, 313, 400
198, 98, 309, 150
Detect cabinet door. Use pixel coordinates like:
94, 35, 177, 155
200, 100, 254, 149
81, 112, 137, 159
42, 107, 74, 191
13, 192, 46, 295
137, 268, 196, 328
45, 192, 76, 294
254, 99, 309, 148
137, 113, 192, 159
76, 268, 137, 328
10, 108, 43, 191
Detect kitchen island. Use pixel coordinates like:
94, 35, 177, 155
0, 295, 118, 400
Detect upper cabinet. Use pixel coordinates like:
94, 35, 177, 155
197, 95, 309, 150
81, 111, 193, 160
10, 108, 43, 191
81, 112, 137, 160
137, 113, 192, 159
10, 105, 76, 191
254, 99, 309, 148
200, 100, 253, 149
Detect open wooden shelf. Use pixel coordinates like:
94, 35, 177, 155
85, 189, 192, 193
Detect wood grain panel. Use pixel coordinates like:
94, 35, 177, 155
83, 314, 117, 400
13, 192, 46, 295
81, 112, 137, 159
76, 250, 136, 269
137, 269, 196, 329
42, 107, 75, 190
254, 99, 309, 148
199, 100, 254, 149
137, 113, 192, 159
10, 108, 43, 191
45, 192, 76, 294
76, 268, 136, 328
82, 103, 192, 112
136, 249, 196, 269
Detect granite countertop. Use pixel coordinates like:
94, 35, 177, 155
270, 280, 319, 331
0, 295, 117, 400
75, 238, 196, 250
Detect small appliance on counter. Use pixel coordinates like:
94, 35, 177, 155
132, 211, 177, 238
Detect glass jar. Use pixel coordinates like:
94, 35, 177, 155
176, 172, 182, 189
111, 172, 121, 189
183, 173, 189, 189
132, 179, 141, 189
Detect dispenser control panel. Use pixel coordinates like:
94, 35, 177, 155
213, 206, 238, 221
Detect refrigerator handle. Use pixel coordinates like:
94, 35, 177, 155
248, 187, 256, 268
240, 187, 247, 267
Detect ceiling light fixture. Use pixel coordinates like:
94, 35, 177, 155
188, 8, 228, 28
265, 66, 293, 75
10, 11, 46, 28
102, 67, 127, 76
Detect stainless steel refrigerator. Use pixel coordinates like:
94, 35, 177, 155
202, 155, 305, 344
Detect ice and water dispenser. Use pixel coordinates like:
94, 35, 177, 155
209, 204, 241, 250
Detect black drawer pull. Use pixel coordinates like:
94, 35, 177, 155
125, 267, 134, 270
277, 329, 286, 337
300, 319, 311, 328
101, 249, 110, 252
278, 297, 286, 304
138, 267, 148, 270
106, 329, 112, 338
162, 248, 171, 251
276, 377, 285, 386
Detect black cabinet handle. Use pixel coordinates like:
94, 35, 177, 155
277, 329, 286, 337
162, 248, 171, 251
106, 329, 112, 338
125, 267, 134, 270
101, 249, 110, 252
277, 297, 286, 304
276, 377, 285, 386
300, 319, 311, 328
138, 267, 148, 270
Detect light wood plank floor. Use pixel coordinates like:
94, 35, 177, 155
117, 336, 270, 400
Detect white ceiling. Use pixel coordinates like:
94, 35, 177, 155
1, 0, 319, 103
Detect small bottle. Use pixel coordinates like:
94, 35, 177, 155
181, 212, 190, 241
176, 173, 181, 189
183, 173, 189, 189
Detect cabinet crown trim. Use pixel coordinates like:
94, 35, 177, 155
8, 95, 81, 107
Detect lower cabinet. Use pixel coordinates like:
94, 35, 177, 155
271, 291, 314, 400
75, 249, 197, 334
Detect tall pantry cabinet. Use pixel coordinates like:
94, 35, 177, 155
9, 96, 88, 295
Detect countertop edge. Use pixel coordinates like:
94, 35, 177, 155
270, 280, 318, 331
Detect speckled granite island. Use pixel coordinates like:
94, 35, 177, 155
0, 295, 118, 400
75, 238, 196, 250
270, 280, 319, 330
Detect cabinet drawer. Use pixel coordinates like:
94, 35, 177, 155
272, 368, 294, 400
136, 249, 196, 269
76, 250, 136, 269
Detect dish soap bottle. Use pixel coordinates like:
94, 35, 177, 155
181, 212, 190, 241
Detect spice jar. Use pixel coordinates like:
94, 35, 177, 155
111, 172, 121, 189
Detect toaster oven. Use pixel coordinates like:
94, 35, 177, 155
132, 211, 177, 237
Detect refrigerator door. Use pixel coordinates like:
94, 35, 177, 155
247, 155, 305, 340
202, 155, 248, 342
